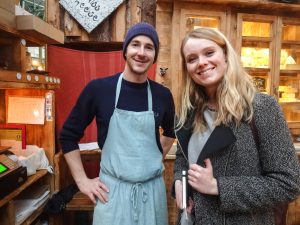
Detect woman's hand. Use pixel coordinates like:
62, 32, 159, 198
188, 159, 219, 195
175, 180, 183, 209
76, 177, 109, 204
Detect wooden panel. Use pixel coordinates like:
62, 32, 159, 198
0, 36, 23, 72
46, 0, 61, 30
287, 195, 300, 225
111, 3, 126, 42
156, 2, 173, 87
0, 201, 15, 225
163, 158, 177, 225
129, 0, 142, 25
0, 90, 5, 123
64, 12, 81, 37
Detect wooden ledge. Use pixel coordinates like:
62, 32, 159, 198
16, 15, 64, 44
66, 192, 95, 211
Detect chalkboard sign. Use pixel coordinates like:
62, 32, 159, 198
253, 77, 266, 92
60, 0, 124, 33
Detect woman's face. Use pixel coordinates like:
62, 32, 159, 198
183, 37, 227, 92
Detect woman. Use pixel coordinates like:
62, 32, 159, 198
173, 27, 300, 225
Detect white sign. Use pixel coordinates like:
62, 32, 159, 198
60, 0, 124, 33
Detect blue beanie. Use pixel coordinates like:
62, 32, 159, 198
123, 22, 159, 63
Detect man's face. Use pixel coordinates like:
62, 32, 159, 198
125, 35, 155, 76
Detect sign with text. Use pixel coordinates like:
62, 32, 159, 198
7, 96, 45, 125
60, 0, 124, 33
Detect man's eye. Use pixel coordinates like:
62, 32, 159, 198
145, 45, 154, 50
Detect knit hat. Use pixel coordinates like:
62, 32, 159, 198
123, 22, 159, 63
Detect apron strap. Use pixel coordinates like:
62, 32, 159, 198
130, 183, 148, 222
115, 73, 152, 111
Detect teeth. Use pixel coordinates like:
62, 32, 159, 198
199, 68, 212, 74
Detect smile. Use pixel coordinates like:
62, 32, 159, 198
134, 58, 148, 64
198, 67, 215, 75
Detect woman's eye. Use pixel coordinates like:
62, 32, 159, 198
187, 57, 196, 63
206, 51, 214, 56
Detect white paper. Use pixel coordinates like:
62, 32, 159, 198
7, 96, 45, 125
79, 142, 100, 151
14, 185, 50, 225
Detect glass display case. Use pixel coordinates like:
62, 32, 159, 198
279, 20, 300, 129
181, 9, 227, 36
238, 14, 300, 141
186, 16, 219, 31
238, 14, 277, 95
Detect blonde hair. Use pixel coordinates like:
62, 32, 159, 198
176, 28, 256, 132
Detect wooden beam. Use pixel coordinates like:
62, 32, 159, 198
157, 0, 300, 13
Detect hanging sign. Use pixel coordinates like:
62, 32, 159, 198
60, 0, 124, 33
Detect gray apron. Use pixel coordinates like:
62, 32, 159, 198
93, 73, 168, 225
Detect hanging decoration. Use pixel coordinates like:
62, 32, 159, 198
59, 0, 124, 33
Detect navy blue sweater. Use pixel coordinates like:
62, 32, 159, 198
60, 73, 175, 154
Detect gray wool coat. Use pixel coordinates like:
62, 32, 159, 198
173, 93, 300, 225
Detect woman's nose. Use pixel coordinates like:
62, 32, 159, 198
198, 56, 207, 66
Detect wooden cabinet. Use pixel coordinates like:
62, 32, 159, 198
236, 14, 300, 141
0, 2, 62, 225
0, 74, 60, 225
0, 75, 60, 225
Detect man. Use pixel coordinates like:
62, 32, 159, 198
60, 22, 175, 225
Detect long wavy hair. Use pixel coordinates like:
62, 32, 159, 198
176, 28, 256, 132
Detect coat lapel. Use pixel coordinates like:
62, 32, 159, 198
176, 110, 237, 165
196, 124, 236, 164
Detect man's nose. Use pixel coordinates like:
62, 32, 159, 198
137, 46, 146, 55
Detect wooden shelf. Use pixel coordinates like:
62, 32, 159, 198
280, 69, 300, 75
65, 192, 94, 211
0, 170, 48, 208
242, 36, 271, 43
0, 2, 64, 46
16, 15, 64, 45
20, 200, 49, 225
281, 40, 300, 45
0, 70, 60, 89
245, 67, 270, 74
279, 101, 300, 105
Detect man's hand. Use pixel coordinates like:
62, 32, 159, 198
76, 176, 109, 204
